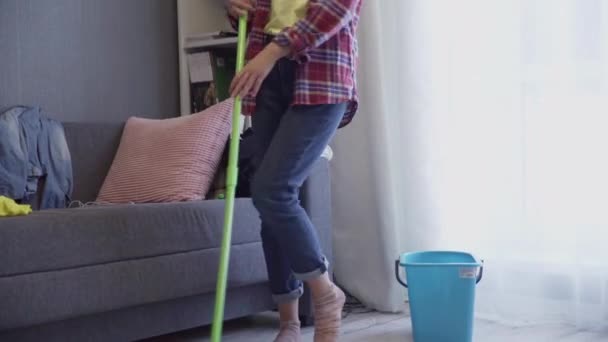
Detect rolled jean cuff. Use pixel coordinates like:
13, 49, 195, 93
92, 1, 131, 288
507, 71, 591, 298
294, 256, 329, 281
272, 286, 304, 304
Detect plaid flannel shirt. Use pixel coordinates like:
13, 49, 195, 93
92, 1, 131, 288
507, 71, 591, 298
230, 0, 362, 127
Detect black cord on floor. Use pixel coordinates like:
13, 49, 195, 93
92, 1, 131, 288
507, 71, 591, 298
335, 280, 374, 319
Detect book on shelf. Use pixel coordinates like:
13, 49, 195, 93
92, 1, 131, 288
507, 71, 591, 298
190, 81, 218, 113
185, 34, 238, 114
188, 51, 216, 113
209, 48, 237, 103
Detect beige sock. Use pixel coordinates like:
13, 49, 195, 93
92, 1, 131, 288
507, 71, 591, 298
274, 320, 301, 342
313, 284, 346, 342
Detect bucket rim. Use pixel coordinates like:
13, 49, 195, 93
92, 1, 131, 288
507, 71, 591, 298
398, 250, 482, 267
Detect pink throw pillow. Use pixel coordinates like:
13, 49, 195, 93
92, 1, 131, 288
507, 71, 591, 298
97, 100, 233, 204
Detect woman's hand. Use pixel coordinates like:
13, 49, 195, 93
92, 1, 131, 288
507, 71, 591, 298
230, 43, 291, 98
226, 0, 255, 18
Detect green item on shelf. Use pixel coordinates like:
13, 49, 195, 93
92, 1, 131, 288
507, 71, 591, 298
210, 48, 237, 102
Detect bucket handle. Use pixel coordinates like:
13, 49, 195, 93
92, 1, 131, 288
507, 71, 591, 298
394, 259, 408, 288
395, 259, 484, 287
476, 260, 484, 284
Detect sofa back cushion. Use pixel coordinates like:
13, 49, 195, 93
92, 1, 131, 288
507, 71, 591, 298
96, 100, 233, 204
63, 122, 125, 203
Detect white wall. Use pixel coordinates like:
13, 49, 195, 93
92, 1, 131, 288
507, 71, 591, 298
0, 0, 178, 122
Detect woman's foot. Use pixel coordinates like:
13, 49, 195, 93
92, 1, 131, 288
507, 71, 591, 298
313, 284, 346, 342
274, 320, 301, 342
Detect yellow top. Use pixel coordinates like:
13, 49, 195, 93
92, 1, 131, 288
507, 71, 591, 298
0, 196, 32, 217
265, 0, 309, 35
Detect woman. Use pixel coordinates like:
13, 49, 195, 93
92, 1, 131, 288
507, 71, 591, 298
227, 0, 362, 341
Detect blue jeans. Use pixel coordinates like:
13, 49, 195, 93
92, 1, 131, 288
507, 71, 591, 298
0, 106, 72, 209
251, 58, 346, 303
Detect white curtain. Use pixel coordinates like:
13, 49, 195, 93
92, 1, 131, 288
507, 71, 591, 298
332, 0, 608, 330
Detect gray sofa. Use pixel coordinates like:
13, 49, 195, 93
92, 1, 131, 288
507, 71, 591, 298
0, 122, 334, 342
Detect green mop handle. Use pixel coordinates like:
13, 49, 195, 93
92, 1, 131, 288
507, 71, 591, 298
210, 14, 248, 342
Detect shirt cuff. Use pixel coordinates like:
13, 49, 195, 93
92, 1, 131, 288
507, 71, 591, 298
227, 13, 238, 30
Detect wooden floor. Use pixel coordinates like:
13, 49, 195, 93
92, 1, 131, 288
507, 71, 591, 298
144, 310, 608, 342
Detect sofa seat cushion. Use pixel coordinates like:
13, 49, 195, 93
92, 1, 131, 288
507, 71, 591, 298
0, 199, 260, 277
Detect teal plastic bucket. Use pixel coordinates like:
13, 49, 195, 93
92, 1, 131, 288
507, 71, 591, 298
395, 251, 483, 342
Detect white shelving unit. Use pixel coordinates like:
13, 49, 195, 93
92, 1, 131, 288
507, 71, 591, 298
177, 0, 233, 116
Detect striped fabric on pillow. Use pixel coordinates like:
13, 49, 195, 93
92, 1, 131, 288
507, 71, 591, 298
97, 99, 233, 204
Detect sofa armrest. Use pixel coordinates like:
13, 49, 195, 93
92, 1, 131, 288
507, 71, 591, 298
298, 156, 333, 324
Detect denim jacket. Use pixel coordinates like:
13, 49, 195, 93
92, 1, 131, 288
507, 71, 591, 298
0, 106, 73, 209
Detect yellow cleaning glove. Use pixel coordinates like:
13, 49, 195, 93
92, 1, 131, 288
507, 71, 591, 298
0, 196, 32, 217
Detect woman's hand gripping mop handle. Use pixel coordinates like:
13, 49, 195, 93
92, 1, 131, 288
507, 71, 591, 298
211, 15, 248, 342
